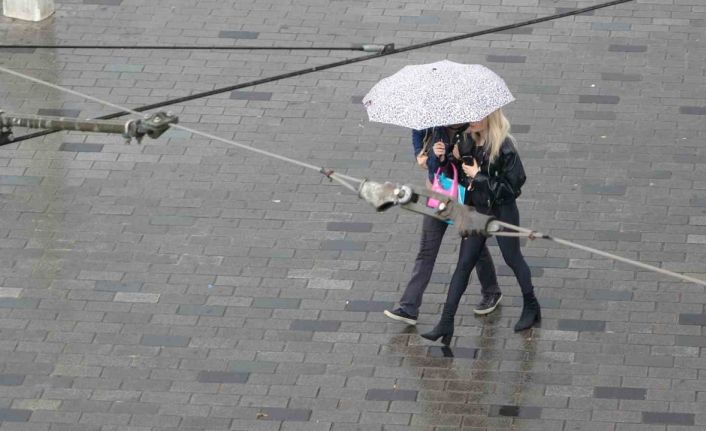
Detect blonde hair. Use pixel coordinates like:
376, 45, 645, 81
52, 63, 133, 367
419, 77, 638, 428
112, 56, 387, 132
471, 109, 514, 163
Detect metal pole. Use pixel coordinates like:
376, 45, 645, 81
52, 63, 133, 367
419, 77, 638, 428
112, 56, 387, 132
0, 113, 127, 135
0, 111, 178, 145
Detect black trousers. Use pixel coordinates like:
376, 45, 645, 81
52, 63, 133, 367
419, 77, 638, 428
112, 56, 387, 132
444, 201, 534, 316
399, 215, 499, 317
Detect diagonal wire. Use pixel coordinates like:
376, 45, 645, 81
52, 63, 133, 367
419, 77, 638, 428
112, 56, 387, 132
0, 64, 363, 189
1, 63, 704, 288
491, 221, 706, 287
4, 0, 635, 145
0, 44, 379, 51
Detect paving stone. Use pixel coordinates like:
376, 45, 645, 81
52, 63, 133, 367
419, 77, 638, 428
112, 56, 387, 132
231, 91, 272, 101
0, 47, 36, 53
365, 389, 418, 401
428, 346, 476, 359
177, 305, 226, 316
486, 55, 526, 63
256, 407, 312, 421
400, 15, 439, 24
327, 222, 373, 233
591, 22, 631, 31
290, 320, 341, 332
675, 336, 706, 347
344, 300, 393, 312
574, 111, 617, 121
511, 125, 531, 134
679, 106, 706, 115
253, 298, 301, 309
219, 31, 260, 39
36, 108, 81, 117
678, 314, 706, 326
320, 240, 366, 251
601, 73, 642, 82
517, 84, 560, 95
59, 143, 104, 153
0, 175, 42, 185
609, 44, 647, 52
578, 95, 620, 104
230, 360, 278, 374
594, 387, 646, 400
0, 374, 25, 386
580, 184, 627, 196
586, 290, 633, 301
0, 298, 39, 309
196, 371, 249, 383
557, 319, 606, 332
0, 408, 32, 421
641, 411, 694, 425
94, 281, 143, 292
140, 335, 190, 347
84, 0, 122, 4
488, 405, 542, 419
114, 292, 159, 303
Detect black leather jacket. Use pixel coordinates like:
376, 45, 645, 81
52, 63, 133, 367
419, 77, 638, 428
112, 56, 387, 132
445, 136, 526, 210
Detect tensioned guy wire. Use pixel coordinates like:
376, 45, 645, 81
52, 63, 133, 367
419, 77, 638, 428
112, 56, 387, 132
5, 0, 635, 145
0, 64, 704, 288
0, 64, 362, 192
0, 44, 388, 51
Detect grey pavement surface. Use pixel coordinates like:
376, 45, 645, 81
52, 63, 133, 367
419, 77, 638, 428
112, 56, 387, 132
0, 0, 705, 429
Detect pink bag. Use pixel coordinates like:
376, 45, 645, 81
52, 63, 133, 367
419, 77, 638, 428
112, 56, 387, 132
427, 164, 459, 209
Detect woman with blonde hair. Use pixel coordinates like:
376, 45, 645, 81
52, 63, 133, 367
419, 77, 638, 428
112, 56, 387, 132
421, 108, 540, 344
384, 124, 501, 326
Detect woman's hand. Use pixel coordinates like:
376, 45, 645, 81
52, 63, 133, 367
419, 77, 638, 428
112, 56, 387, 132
462, 157, 480, 179
432, 141, 446, 161
452, 144, 460, 160
415, 152, 428, 169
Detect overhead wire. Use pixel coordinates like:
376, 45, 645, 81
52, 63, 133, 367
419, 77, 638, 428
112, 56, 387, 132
4, 0, 635, 146
0, 64, 363, 191
0, 62, 704, 288
0, 44, 385, 51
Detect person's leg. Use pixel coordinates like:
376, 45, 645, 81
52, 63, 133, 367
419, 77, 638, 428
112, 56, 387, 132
494, 202, 540, 331
385, 216, 447, 324
495, 203, 533, 295
473, 244, 502, 315
421, 234, 487, 344
476, 245, 500, 297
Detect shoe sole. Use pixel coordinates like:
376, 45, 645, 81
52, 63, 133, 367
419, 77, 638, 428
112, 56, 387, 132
473, 294, 503, 315
383, 310, 417, 326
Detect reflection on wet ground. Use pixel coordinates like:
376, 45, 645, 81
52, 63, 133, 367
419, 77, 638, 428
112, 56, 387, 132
386, 308, 544, 429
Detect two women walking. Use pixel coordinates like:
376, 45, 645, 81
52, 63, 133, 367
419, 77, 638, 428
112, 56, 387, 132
386, 109, 541, 344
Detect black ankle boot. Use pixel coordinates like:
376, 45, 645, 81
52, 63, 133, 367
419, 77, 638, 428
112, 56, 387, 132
514, 292, 541, 332
421, 306, 455, 345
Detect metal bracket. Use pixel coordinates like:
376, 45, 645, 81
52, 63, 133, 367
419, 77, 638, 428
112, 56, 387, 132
124, 111, 178, 144
358, 179, 499, 236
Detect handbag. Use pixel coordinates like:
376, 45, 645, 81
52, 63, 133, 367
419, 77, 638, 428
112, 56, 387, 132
427, 163, 465, 211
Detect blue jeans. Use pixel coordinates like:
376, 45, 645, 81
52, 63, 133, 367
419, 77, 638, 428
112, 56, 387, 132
399, 215, 499, 317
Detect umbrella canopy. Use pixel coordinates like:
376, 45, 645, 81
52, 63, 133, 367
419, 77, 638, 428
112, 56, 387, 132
362, 60, 514, 130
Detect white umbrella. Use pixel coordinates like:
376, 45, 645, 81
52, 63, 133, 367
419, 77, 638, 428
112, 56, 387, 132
362, 60, 515, 130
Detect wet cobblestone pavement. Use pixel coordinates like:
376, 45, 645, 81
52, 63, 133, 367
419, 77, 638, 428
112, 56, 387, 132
1, 0, 705, 430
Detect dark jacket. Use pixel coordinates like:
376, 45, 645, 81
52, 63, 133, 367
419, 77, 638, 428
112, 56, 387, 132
447, 136, 526, 210
412, 128, 456, 182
